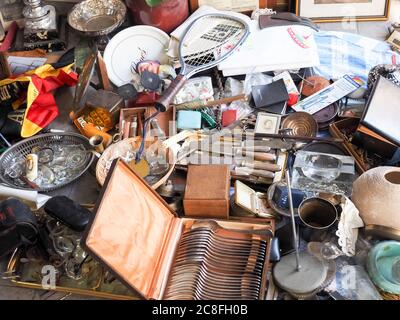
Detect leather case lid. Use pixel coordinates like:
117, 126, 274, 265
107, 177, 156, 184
83, 159, 181, 300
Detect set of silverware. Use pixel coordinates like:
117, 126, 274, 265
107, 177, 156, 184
164, 220, 269, 300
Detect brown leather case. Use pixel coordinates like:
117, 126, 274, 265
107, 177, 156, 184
183, 165, 230, 219
83, 159, 273, 300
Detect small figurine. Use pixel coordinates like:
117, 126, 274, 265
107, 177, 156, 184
131, 60, 176, 93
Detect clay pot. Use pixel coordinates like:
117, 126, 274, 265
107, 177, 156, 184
352, 167, 400, 239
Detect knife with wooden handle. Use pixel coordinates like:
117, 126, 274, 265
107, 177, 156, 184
240, 160, 281, 172
211, 141, 272, 152
241, 150, 276, 161
204, 147, 276, 161
235, 167, 275, 179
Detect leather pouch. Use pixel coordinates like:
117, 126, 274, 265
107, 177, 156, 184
251, 79, 289, 114
44, 196, 90, 232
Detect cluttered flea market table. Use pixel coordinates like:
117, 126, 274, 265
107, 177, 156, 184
1, 1, 400, 301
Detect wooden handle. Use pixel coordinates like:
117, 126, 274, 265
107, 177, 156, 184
242, 146, 271, 153
175, 94, 247, 110
243, 151, 276, 161
156, 74, 186, 112
240, 168, 275, 179
242, 160, 281, 172
20, 176, 39, 190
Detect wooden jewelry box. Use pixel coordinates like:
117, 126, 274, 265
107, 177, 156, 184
183, 164, 230, 219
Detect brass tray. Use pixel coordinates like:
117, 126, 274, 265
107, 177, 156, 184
6, 248, 140, 300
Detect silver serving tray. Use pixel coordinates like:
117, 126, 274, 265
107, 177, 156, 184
0, 133, 94, 192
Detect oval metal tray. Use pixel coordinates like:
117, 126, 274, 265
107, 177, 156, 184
0, 133, 94, 192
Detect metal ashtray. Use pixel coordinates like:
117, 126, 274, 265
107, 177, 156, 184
68, 0, 126, 37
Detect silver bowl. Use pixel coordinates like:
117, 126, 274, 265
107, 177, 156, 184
68, 0, 126, 37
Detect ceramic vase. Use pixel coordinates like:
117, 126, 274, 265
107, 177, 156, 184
352, 166, 400, 239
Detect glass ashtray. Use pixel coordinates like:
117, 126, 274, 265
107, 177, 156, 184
5, 157, 26, 179
66, 149, 89, 169
33, 147, 54, 164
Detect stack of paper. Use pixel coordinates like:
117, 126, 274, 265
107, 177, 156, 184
168, 5, 320, 76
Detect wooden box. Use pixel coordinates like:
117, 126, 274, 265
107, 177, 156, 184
119, 106, 176, 140
329, 118, 366, 174
183, 164, 230, 219
119, 107, 146, 139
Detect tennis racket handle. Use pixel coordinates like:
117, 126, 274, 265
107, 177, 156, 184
156, 74, 186, 112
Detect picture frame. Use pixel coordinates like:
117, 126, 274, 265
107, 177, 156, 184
296, 0, 391, 23
0, 50, 51, 80
189, 0, 273, 13
360, 76, 400, 147
387, 30, 400, 51
254, 112, 282, 135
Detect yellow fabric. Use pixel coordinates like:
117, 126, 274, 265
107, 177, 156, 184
21, 118, 43, 138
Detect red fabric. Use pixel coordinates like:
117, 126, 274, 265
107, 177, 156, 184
24, 70, 77, 132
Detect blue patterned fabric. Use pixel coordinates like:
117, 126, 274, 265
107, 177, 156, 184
313, 31, 400, 85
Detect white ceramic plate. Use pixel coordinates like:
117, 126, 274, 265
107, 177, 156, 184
104, 25, 170, 87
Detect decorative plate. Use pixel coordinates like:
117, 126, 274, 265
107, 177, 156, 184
104, 25, 170, 87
